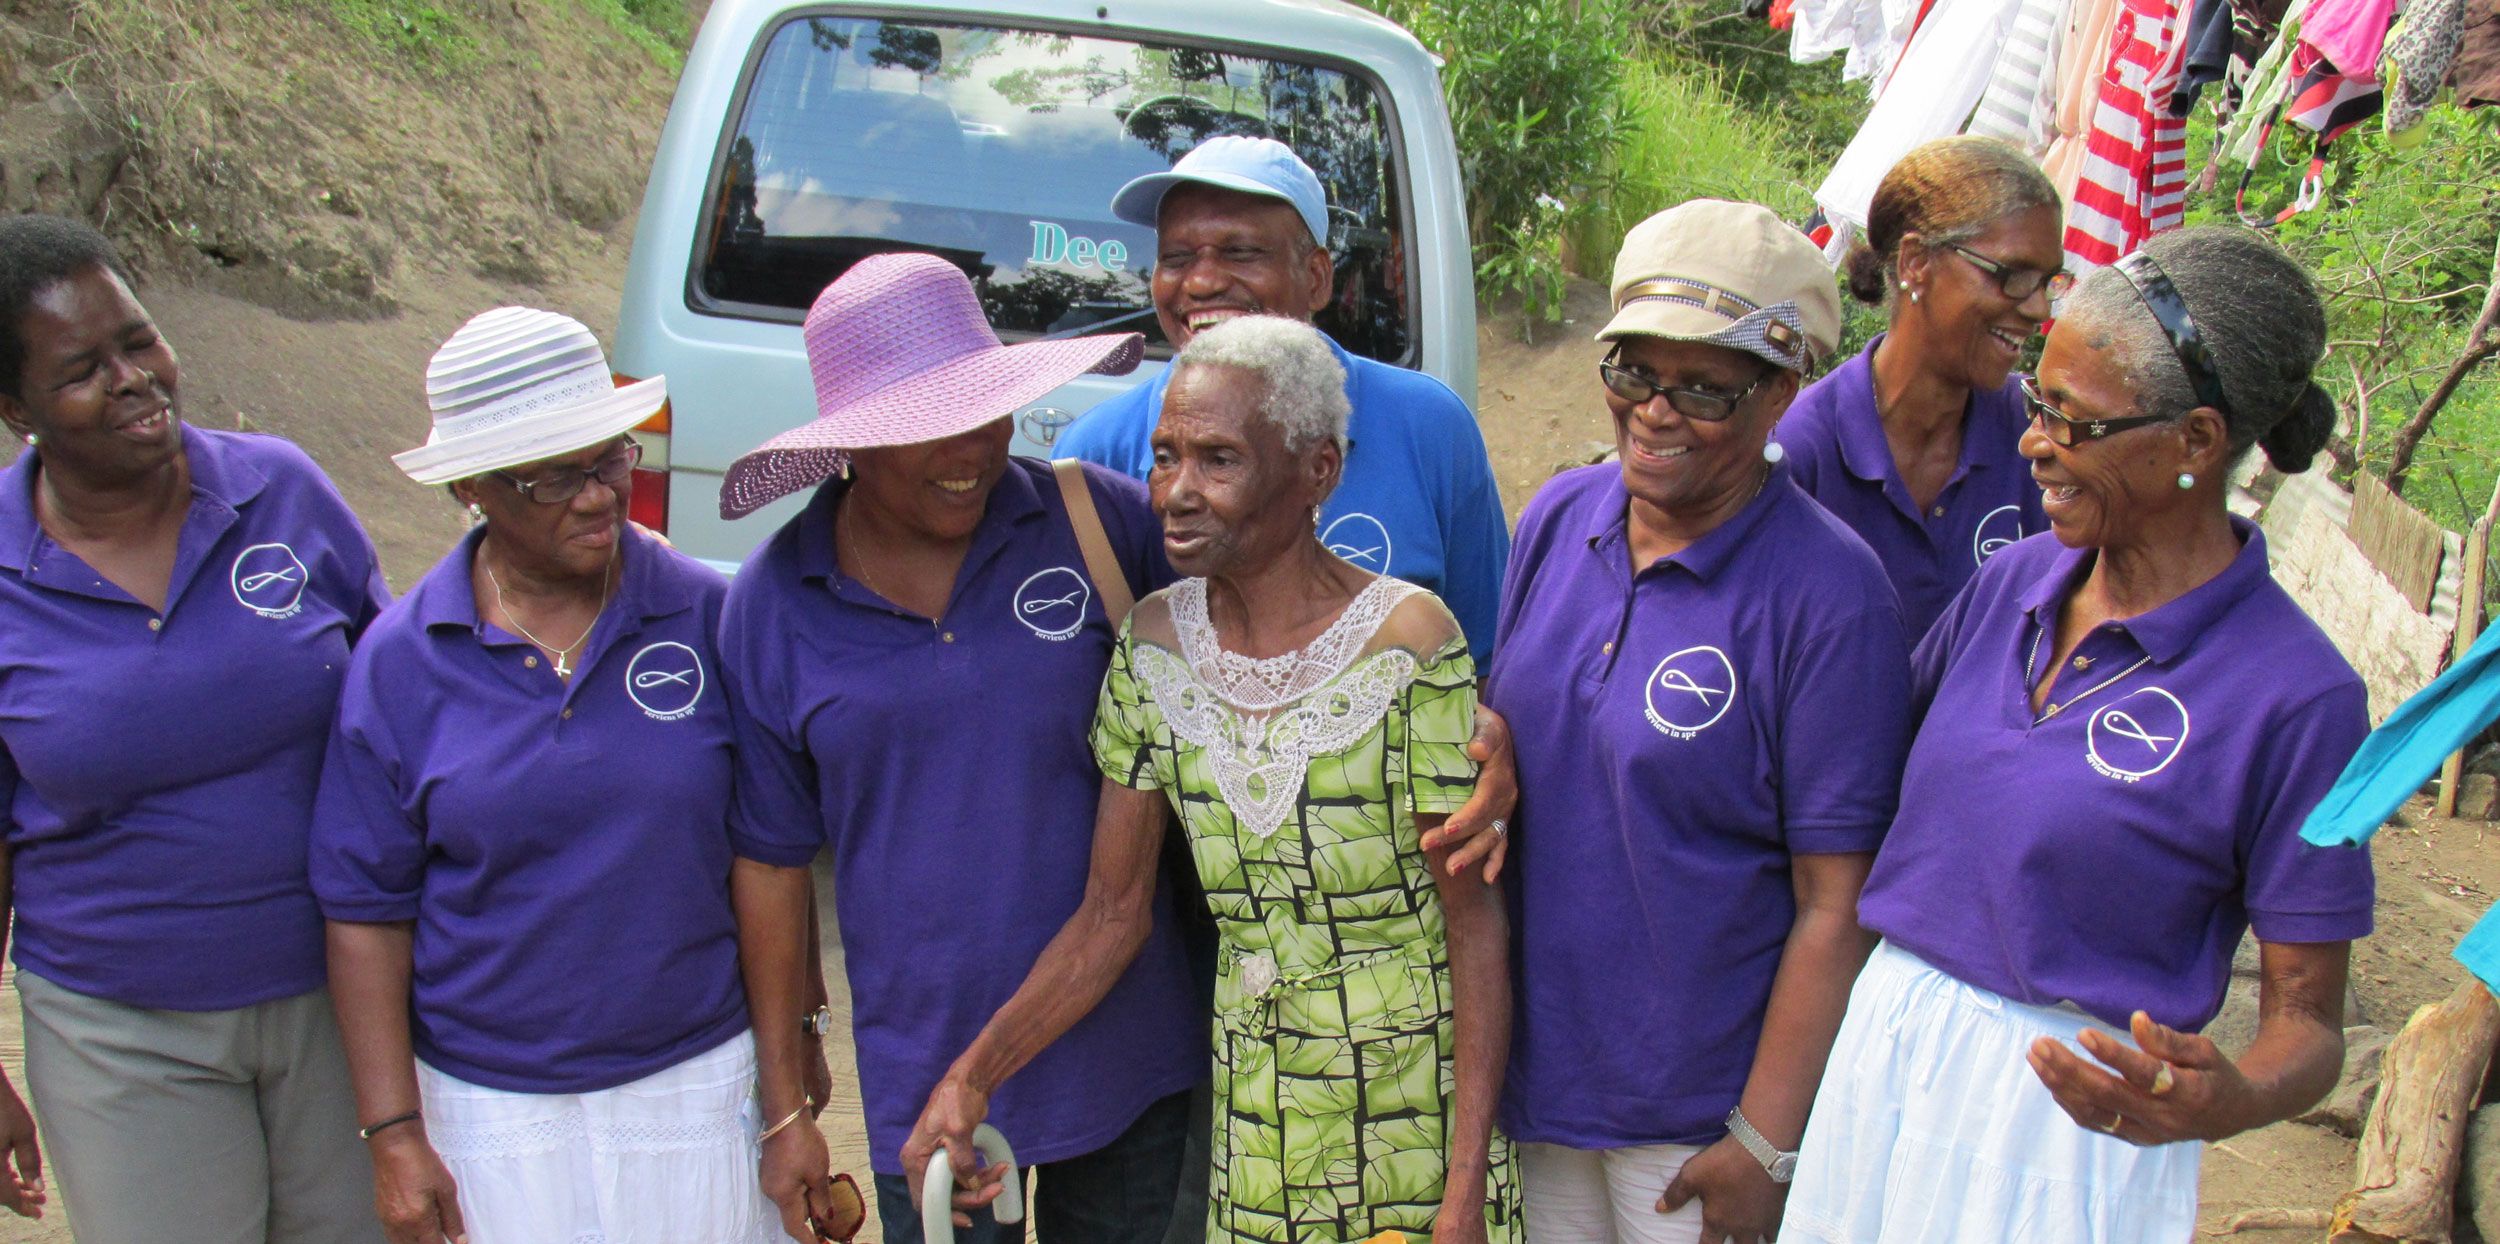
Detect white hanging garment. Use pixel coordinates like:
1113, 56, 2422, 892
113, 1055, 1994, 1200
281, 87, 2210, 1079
1816, 0, 2034, 232
1967, 0, 2077, 152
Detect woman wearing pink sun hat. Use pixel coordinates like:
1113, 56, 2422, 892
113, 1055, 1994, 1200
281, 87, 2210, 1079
717, 253, 1207, 1243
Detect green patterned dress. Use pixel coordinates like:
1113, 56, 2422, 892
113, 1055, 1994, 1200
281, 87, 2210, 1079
1091, 576, 1521, 1244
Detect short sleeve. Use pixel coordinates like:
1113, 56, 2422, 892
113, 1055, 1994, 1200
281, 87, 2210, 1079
719, 573, 827, 867
1090, 622, 1164, 791
1403, 638, 1481, 815
2242, 680, 2376, 943
1777, 605, 1914, 855
308, 718, 426, 923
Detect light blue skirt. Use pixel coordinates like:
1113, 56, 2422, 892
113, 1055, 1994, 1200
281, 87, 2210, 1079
1781, 942, 2201, 1244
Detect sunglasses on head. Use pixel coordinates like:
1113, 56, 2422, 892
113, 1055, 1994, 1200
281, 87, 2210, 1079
492, 438, 642, 505
1598, 353, 1774, 423
1943, 243, 2074, 303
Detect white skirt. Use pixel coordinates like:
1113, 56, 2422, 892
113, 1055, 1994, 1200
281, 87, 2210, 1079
417, 1029, 781, 1244
1781, 942, 2201, 1244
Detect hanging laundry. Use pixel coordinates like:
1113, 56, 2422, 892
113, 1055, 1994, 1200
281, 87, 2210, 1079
2064, 0, 2195, 267
2381, 0, 2467, 136
2039, 0, 2132, 200
1813, 0, 2031, 233
1969, 0, 2075, 152
1791, 0, 1931, 84
2453, 0, 2500, 106
2174, 0, 2242, 109
2219, 0, 2319, 162
2300, 0, 2404, 81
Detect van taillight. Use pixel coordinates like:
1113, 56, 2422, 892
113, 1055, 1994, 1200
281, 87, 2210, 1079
618, 371, 672, 535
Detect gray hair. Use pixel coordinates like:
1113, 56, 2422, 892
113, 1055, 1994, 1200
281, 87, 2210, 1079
2059, 227, 2336, 473
1170, 315, 1351, 454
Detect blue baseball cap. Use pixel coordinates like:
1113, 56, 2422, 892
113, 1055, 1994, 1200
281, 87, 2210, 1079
1109, 136, 1330, 248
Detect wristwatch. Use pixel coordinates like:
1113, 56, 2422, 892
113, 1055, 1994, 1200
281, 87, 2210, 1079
1724, 1107, 1799, 1183
800, 1005, 834, 1038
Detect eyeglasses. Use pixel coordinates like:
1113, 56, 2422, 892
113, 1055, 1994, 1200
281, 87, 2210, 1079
809, 1172, 866, 1243
1598, 356, 1772, 423
1946, 243, 2074, 303
2019, 376, 2176, 447
492, 438, 642, 504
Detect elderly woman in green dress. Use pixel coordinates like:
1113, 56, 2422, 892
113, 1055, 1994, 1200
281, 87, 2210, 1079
901, 314, 1518, 1244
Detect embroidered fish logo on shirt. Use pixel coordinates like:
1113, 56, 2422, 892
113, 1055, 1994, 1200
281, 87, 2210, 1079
1011, 567, 1092, 642
624, 641, 706, 721
2085, 687, 2190, 782
1319, 512, 1394, 574
1973, 505, 2026, 565
230, 543, 310, 620
1643, 645, 1739, 739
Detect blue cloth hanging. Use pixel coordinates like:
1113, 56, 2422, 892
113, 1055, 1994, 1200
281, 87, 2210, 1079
2299, 623, 2500, 989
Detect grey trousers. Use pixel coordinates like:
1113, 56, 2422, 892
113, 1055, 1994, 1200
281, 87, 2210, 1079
17, 973, 383, 1244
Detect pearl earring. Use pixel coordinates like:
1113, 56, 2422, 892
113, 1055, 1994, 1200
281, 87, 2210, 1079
467, 503, 485, 521
1910, 289, 1921, 304
1898, 280, 1910, 290
2176, 472, 2195, 490
1763, 441, 1786, 465
21, 433, 35, 447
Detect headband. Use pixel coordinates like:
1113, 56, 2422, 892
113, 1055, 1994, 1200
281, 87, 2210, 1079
2113, 252, 2231, 417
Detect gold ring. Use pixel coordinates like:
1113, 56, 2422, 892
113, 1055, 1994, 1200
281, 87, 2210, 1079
2099, 1111, 2124, 1134
2149, 1063, 2175, 1096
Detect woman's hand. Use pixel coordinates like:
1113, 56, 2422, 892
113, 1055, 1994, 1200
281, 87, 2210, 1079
1419, 704, 1516, 882
899, 1076, 1008, 1229
368, 1128, 465, 1244
1429, 1195, 1492, 1244
2028, 1010, 2257, 1146
0, 1076, 44, 1219
760, 1118, 837, 1244
1659, 1137, 1786, 1244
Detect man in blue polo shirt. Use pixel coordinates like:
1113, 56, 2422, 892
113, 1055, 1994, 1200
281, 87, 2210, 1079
1051, 136, 1511, 657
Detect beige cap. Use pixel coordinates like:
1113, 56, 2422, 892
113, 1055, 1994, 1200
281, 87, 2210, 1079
1598, 199, 1843, 372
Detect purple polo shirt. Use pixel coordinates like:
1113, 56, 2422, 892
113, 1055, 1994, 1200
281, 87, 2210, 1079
1776, 336, 2046, 639
311, 526, 748, 1094
1858, 520, 2375, 1032
1487, 464, 1912, 1149
0, 427, 386, 1011
721, 457, 1202, 1174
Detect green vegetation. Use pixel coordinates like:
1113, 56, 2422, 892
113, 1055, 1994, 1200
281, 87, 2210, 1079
582, 0, 694, 69
2200, 106, 2500, 531
321, 0, 481, 71
1571, 56, 1816, 280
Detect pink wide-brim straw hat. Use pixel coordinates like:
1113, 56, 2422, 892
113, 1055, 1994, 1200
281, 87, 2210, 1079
718, 253, 1144, 519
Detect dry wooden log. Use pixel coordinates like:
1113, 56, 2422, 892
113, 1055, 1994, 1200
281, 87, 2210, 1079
2330, 981, 2500, 1242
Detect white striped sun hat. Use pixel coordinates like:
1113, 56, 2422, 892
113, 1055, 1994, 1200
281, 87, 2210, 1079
393, 306, 666, 485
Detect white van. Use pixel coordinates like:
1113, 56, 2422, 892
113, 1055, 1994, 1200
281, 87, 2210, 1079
610, 0, 1477, 568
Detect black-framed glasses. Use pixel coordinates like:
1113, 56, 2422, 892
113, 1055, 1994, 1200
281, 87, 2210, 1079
2019, 376, 2176, 447
1947, 243, 2075, 303
1598, 355, 1772, 423
494, 438, 642, 504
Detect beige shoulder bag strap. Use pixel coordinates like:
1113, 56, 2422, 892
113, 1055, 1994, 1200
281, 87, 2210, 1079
1052, 458, 1137, 630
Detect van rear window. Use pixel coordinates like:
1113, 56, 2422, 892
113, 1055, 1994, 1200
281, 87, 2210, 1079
698, 16, 1412, 364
